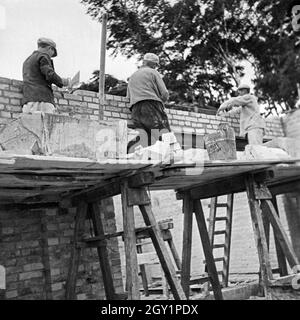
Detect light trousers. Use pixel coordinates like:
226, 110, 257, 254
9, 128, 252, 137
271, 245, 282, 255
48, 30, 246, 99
246, 128, 264, 145
22, 102, 56, 114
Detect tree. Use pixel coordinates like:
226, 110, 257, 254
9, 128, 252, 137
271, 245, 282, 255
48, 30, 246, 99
240, 0, 300, 115
81, 0, 254, 107
79, 70, 127, 96
81, 0, 300, 114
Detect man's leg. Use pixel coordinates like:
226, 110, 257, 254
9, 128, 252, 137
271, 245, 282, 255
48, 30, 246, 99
247, 128, 264, 145
40, 102, 56, 114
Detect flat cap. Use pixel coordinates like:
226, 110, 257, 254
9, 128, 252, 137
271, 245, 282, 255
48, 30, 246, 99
143, 53, 159, 64
238, 83, 250, 91
37, 37, 57, 57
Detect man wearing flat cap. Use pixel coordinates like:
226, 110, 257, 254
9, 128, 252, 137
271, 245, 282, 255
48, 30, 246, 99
127, 53, 171, 150
217, 84, 266, 145
22, 37, 69, 114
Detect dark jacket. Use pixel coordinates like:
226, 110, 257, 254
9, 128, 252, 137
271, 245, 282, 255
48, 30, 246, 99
22, 50, 64, 105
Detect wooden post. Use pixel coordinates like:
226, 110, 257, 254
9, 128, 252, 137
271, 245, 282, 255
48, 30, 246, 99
139, 203, 186, 300
121, 181, 140, 300
181, 192, 194, 298
193, 199, 223, 300
272, 197, 288, 276
166, 235, 182, 271
99, 12, 108, 119
245, 175, 273, 299
89, 202, 116, 300
136, 239, 149, 297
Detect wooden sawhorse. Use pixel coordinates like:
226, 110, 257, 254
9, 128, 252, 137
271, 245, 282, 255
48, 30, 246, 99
121, 175, 186, 300
65, 172, 186, 300
177, 170, 300, 300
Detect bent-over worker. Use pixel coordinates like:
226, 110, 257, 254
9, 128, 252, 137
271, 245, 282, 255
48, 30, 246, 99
127, 53, 171, 150
22, 37, 69, 114
217, 84, 266, 145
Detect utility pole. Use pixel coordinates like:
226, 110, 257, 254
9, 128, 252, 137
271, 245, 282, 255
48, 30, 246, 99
99, 12, 108, 120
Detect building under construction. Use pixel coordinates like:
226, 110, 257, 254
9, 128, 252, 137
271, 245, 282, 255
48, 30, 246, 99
0, 75, 299, 300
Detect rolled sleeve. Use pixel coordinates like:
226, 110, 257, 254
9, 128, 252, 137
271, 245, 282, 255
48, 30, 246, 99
154, 72, 169, 102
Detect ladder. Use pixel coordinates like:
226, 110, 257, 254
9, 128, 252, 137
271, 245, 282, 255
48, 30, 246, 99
206, 193, 234, 287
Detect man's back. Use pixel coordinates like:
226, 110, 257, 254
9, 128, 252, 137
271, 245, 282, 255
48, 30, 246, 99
127, 66, 169, 107
22, 50, 62, 105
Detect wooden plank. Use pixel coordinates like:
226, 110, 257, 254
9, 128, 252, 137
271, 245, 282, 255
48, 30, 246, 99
188, 174, 246, 200
222, 193, 234, 287
128, 172, 155, 188
71, 182, 121, 205
272, 197, 288, 276
254, 182, 273, 200
138, 196, 186, 300
127, 187, 151, 206
208, 197, 217, 245
65, 201, 87, 299
166, 234, 182, 271
258, 200, 271, 295
90, 202, 116, 300
121, 181, 140, 300
261, 199, 300, 269
245, 175, 273, 299
270, 179, 300, 195
136, 238, 149, 297
269, 274, 300, 287
181, 192, 194, 298
83, 220, 171, 246
137, 252, 159, 265
193, 199, 223, 300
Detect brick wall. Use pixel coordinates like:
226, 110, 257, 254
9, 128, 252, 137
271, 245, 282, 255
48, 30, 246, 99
0, 76, 284, 140
0, 200, 123, 300
0, 76, 289, 296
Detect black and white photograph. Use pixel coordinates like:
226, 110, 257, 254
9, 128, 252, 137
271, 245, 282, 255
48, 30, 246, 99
0, 0, 300, 309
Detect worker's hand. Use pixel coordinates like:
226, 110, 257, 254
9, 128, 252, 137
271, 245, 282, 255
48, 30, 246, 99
217, 105, 229, 115
217, 110, 225, 116
62, 77, 71, 88
296, 99, 300, 109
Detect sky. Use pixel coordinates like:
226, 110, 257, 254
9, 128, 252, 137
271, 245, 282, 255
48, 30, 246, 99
0, 0, 253, 87
0, 0, 138, 82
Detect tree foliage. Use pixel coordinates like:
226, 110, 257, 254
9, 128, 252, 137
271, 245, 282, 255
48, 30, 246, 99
81, 0, 300, 114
